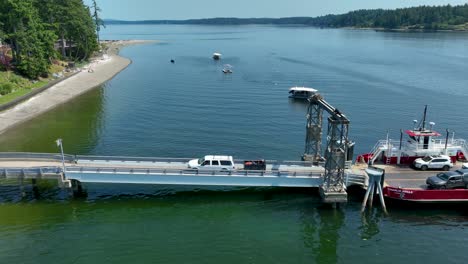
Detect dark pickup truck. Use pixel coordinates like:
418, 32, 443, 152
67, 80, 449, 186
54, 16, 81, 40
426, 169, 468, 189
243, 160, 266, 170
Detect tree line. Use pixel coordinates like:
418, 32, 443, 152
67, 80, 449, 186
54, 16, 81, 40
306, 4, 468, 30
105, 4, 468, 30
0, 0, 102, 79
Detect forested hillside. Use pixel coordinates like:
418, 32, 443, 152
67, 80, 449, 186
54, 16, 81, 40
0, 0, 101, 79
106, 4, 468, 31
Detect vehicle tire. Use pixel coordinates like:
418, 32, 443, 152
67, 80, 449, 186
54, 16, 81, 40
421, 165, 428, 171
443, 165, 450, 171
440, 185, 446, 189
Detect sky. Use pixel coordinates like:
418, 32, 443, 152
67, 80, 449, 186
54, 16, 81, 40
84, 0, 468, 20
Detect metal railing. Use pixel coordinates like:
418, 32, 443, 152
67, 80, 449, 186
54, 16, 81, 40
76, 155, 193, 164
0, 166, 62, 177
0, 152, 323, 168
0, 152, 75, 162
65, 166, 323, 178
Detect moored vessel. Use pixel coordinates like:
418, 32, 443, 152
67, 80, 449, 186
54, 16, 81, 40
357, 106, 468, 165
213, 52, 222, 60
383, 186, 468, 203
288, 87, 317, 99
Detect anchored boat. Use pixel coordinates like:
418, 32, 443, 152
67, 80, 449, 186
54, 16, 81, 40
213, 52, 222, 60
222, 64, 233, 73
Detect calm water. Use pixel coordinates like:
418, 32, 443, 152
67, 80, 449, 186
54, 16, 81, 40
1, 25, 468, 263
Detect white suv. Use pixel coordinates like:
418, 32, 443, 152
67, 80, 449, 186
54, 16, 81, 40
188, 155, 235, 171
413, 155, 453, 171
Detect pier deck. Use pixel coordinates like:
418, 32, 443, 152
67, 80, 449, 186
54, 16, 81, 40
0, 154, 328, 188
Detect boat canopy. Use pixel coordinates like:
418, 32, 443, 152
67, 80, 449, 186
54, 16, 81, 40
289, 87, 318, 93
405, 129, 441, 137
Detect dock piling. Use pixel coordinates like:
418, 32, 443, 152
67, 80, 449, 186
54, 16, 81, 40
361, 166, 387, 215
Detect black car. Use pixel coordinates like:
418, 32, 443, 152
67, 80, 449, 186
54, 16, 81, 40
426, 169, 468, 189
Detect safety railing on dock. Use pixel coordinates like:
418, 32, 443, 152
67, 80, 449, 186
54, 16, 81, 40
0, 152, 322, 168
0, 167, 62, 178
65, 166, 323, 178
0, 152, 75, 162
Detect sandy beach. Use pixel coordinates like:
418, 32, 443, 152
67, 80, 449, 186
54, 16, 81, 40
0, 40, 154, 135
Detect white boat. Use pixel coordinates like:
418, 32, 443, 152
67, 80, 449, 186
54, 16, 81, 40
357, 106, 468, 165
222, 64, 233, 73
288, 87, 317, 99
213, 53, 222, 60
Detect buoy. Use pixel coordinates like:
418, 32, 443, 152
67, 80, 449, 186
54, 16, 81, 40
170, 59, 175, 63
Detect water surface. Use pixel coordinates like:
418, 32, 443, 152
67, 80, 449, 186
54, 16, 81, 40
1, 25, 468, 263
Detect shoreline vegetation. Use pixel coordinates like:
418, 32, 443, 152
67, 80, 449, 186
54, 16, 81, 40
0, 39, 154, 135
0, 0, 104, 103
105, 4, 468, 32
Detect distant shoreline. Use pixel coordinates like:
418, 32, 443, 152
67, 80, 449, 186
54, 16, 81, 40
104, 22, 468, 33
0, 40, 155, 135
104, 4, 468, 33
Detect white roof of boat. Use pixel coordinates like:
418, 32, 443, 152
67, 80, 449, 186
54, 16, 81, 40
289, 87, 318, 93
213, 52, 222, 56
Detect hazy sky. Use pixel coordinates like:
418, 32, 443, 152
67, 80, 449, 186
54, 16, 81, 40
85, 0, 468, 20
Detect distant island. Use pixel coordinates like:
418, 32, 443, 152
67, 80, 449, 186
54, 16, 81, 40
105, 4, 468, 31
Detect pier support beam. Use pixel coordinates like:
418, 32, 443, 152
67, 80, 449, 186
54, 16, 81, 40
361, 167, 387, 214
71, 179, 86, 197
19, 169, 26, 198
31, 178, 39, 198
320, 117, 349, 204
303, 101, 323, 163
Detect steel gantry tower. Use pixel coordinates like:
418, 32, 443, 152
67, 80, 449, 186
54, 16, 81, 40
303, 93, 351, 204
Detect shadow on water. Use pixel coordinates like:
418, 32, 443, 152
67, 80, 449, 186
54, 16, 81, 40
288, 98, 309, 112
300, 205, 345, 264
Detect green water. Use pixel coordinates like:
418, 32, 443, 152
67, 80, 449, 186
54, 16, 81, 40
0, 87, 104, 154
1, 25, 468, 263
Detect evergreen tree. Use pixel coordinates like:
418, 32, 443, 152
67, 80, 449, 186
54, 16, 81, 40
91, 0, 105, 44
0, 0, 56, 79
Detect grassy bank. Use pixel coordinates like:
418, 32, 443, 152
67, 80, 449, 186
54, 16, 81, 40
0, 64, 66, 105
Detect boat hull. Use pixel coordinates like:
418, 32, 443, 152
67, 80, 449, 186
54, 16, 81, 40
384, 186, 468, 202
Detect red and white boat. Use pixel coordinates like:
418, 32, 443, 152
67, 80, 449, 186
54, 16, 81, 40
383, 186, 468, 203
357, 106, 468, 165
356, 106, 468, 203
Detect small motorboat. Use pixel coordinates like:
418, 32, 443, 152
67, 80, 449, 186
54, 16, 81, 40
288, 87, 317, 99
213, 53, 222, 60
222, 64, 233, 73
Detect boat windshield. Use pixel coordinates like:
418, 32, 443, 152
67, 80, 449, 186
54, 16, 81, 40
422, 156, 432, 162
437, 173, 449, 180
198, 158, 204, 165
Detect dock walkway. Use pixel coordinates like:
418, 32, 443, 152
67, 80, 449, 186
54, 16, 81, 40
0, 153, 328, 188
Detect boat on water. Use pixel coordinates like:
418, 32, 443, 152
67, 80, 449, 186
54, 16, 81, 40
356, 106, 468, 165
213, 52, 222, 60
288, 87, 317, 99
383, 186, 468, 203
356, 106, 468, 203
222, 64, 233, 73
